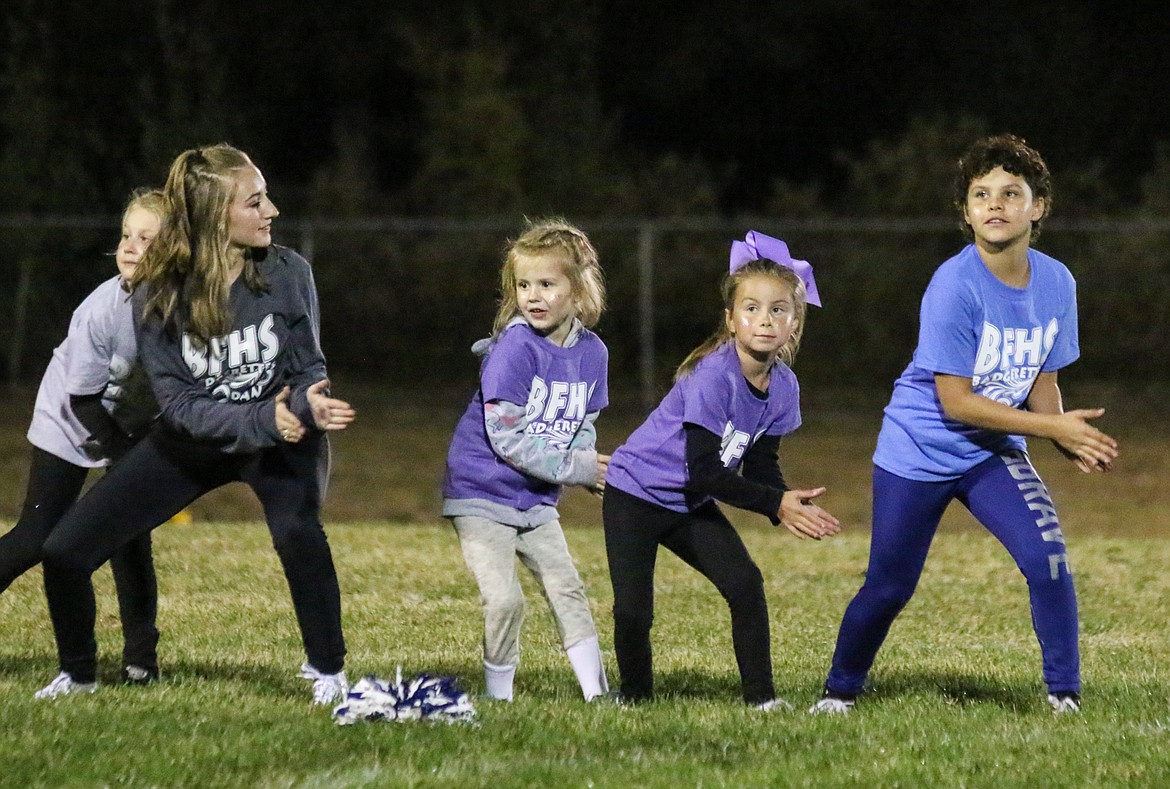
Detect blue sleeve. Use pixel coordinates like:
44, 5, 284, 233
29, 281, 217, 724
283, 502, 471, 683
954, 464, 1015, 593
914, 268, 979, 377
1042, 270, 1080, 372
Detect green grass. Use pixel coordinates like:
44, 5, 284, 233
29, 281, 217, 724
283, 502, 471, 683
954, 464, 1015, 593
2, 522, 1169, 788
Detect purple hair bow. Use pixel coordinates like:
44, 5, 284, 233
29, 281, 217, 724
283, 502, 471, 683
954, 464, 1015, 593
728, 230, 821, 307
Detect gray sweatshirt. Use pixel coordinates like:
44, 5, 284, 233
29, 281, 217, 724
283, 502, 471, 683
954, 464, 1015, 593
133, 246, 326, 454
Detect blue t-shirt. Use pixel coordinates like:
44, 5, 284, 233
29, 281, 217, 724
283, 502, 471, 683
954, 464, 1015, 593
443, 322, 609, 511
606, 341, 801, 513
873, 244, 1079, 481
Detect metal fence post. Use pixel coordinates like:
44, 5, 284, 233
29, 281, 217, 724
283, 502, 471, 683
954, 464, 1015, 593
637, 222, 656, 410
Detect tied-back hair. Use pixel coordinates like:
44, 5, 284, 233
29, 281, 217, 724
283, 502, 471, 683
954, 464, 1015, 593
674, 259, 807, 381
491, 217, 606, 338
131, 143, 268, 346
954, 133, 1053, 240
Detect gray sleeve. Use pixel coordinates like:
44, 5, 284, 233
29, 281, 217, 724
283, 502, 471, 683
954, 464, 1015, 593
485, 400, 599, 487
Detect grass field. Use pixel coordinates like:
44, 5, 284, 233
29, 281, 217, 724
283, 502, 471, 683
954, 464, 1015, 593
1, 381, 1168, 787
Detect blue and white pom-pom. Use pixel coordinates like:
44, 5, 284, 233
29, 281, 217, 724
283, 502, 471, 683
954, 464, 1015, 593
332, 667, 476, 725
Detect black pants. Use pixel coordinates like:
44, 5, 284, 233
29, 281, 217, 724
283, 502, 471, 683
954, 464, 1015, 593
41, 427, 345, 683
0, 447, 158, 673
602, 485, 774, 704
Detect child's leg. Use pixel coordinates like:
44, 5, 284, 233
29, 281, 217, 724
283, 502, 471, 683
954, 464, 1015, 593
824, 467, 954, 697
41, 433, 212, 685
109, 531, 159, 677
960, 451, 1080, 693
661, 503, 773, 705
452, 515, 524, 700
603, 487, 672, 702
515, 520, 607, 699
0, 448, 88, 594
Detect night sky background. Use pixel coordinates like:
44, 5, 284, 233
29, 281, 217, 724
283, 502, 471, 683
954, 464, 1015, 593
4, 0, 1170, 217
5, 0, 1170, 388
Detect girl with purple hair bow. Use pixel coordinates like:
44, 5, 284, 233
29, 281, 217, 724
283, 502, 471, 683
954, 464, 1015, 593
602, 231, 840, 708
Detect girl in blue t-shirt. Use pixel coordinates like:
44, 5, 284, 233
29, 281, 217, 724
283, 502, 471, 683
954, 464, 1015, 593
604, 232, 840, 708
443, 219, 611, 702
811, 135, 1119, 716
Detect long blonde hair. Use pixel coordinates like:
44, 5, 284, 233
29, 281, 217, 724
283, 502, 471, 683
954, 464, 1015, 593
131, 143, 266, 345
675, 259, 807, 380
491, 218, 606, 337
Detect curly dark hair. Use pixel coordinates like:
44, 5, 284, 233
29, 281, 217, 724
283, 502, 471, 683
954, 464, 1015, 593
953, 134, 1053, 240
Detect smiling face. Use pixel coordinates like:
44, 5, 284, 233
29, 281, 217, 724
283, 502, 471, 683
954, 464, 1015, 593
115, 205, 161, 279
962, 166, 1045, 250
227, 165, 279, 251
514, 251, 578, 345
724, 273, 800, 365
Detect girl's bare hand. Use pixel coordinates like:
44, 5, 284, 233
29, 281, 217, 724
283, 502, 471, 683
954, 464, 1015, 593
275, 386, 305, 443
778, 487, 841, 540
307, 379, 356, 432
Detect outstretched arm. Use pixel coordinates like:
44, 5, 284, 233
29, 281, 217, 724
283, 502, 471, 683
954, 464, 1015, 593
935, 373, 1118, 472
685, 425, 839, 539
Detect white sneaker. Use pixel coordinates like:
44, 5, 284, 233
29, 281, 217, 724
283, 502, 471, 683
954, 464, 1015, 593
312, 671, 348, 705
1047, 692, 1081, 714
756, 697, 794, 712
808, 695, 855, 714
298, 662, 321, 681
34, 671, 98, 700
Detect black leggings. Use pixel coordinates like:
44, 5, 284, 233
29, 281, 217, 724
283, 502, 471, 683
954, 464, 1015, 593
41, 427, 345, 683
602, 485, 774, 704
0, 447, 158, 673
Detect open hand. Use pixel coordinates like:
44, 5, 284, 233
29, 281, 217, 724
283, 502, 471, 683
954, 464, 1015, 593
307, 379, 356, 432
778, 487, 841, 540
1052, 408, 1118, 474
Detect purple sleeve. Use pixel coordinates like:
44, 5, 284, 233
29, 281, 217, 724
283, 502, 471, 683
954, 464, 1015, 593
480, 330, 537, 406
680, 365, 732, 437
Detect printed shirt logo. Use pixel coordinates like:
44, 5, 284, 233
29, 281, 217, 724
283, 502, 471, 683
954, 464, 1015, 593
183, 314, 279, 402
971, 319, 1058, 405
525, 375, 589, 449
720, 422, 766, 467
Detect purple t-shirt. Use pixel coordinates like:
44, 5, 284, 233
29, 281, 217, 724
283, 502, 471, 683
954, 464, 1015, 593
443, 322, 609, 511
606, 341, 801, 513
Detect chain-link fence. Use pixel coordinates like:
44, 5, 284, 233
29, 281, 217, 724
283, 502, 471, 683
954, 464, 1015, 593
3, 215, 1168, 406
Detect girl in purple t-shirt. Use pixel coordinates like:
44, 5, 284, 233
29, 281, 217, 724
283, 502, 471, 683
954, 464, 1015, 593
603, 232, 840, 708
443, 219, 610, 702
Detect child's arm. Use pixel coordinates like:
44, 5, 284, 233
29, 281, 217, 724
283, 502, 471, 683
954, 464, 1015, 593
686, 425, 839, 539
70, 392, 134, 462
484, 400, 603, 487
935, 372, 1118, 472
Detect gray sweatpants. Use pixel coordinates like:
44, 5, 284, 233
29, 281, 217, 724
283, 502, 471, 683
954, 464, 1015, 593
453, 516, 598, 668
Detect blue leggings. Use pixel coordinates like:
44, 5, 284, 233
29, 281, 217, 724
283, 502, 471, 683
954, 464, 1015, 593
825, 452, 1079, 696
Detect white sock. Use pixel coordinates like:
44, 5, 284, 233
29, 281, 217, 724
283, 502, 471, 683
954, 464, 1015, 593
566, 636, 608, 701
484, 660, 515, 701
